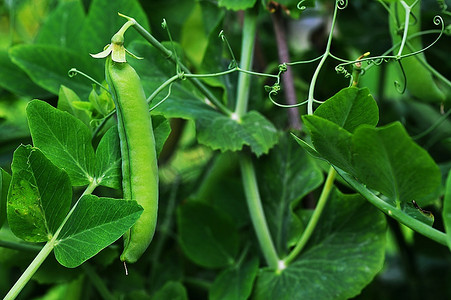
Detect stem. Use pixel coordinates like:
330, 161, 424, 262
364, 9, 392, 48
240, 155, 279, 270
307, 2, 339, 115
336, 168, 448, 246
233, 8, 280, 270
0, 240, 42, 252
284, 167, 336, 265
397, 1, 412, 57
4, 239, 55, 300
4, 182, 98, 300
271, 7, 302, 130
234, 9, 258, 119
120, 14, 232, 116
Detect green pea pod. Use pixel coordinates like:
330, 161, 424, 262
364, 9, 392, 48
389, 0, 445, 102
105, 55, 159, 263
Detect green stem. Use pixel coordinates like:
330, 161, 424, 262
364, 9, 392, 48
0, 240, 42, 252
119, 13, 232, 116
4, 239, 55, 300
4, 182, 98, 300
234, 9, 258, 119
336, 168, 448, 246
397, 0, 412, 58
307, 2, 339, 115
240, 155, 279, 270
284, 167, 336, 265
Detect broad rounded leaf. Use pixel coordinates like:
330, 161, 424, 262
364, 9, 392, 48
7, 145, 72, 242
255, 189, 386, 300
54, 195, 143, 268
177, 202, 239, 268
27, 100, 96, 186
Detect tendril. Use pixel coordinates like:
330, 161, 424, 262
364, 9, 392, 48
394, 60, 407, 94
162, 19, 182, 75
296, 0, 308, 11
335, 65, 352, 79
268, 89, 309, 108
149, 83, 174, 112
337, 0, 348, 10
219, 30, 238, 69
68, 68, 110, 93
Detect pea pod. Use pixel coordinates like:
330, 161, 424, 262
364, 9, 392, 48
94, 26, 159, 263
389, 0, 445, 102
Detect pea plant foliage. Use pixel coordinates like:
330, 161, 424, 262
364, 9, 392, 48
0, 0, 450, 299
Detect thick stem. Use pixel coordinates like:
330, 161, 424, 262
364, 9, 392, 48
4, 182, 98, 299
125, 16, 232, 116
234, 9, 258, 119
271, 8, 302, 130
284, 167, 336, 265
336, 168, 448, 246
240, 155, 280, 270
4, 240, 55, 300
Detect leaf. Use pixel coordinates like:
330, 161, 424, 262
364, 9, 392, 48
0, 169, 12, 227
26, 100, 96, 186
290, 133, 322, 159
218, 0, 257, 11
129, 41, 278, 156
54, 195, 143, 268
177, 202, 239, 268
302, 115, 355, 174
254, 189, 386, 300
209, 258, 259, 300
0, 98, 30, 144
57, 85, 91, 127
0, 51, 50, 98
9, 44, 103, 98
95, 126, 121, 189
314, 86, 379, 133
442, 169, 451, 251
258, 134, 323, 255
35, 0, 85, 49
7, 145, 72, 242
152, 115, 172, 158
151, 281, 188, 300
352, 122, 441, 205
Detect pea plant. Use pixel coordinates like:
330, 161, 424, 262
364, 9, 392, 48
0, 0, 450, 299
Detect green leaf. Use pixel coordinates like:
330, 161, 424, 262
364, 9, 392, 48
255, 189, 386, 300
0, 169, 12, 227
57, 85, 91, 127
314, 86, 379, 133
151, 281, 188, 300
9, 44, 103, 98
177, 202, 239, 268
95, 126, 121, 189
352, 122, 441, 205
152, 115, 172, 158
290, 133, 322, 159
0, 97, 30, 144
258, 134, 323, 255
35, 0, 85, 49
303, 115, 355, 174
442, 169, 451, 251
26, 100, 96, 186
54, 195, 143, 268
218, 0, 257, 11
129, 41, 278, 155
0, 51, 50, 98
7, 145, 72, 242
209, 258, 259, 300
